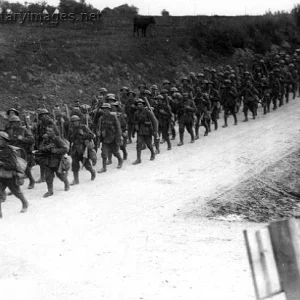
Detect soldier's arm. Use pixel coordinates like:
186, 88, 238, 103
52, 137, 68, 155
82, 125, 94, 140
21, 128, 35, 145
113, 115, 122, 143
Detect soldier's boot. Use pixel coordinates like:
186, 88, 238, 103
27, 170, 35, 190
233, 115, 238, 125
150, 148, 155, 161
177, 132, 184, 146
208, 121, 211, 133
115, 153, 123, 169
107, 153, 112, 165
214, 121, 218, 130
64, 178, 70, 191
86, 165, 96, 181
98, 158, 107, 173
70, 172, 79, 185
222, 117, 228, 128
167, 138, 172, 150
243, 112, 248, 122
171, 128, 176, 140
123, 148, 128, 161
203, 123, 209, 136
195, 126, 200, 140
154, 138, 160, 154
190, 130, 195, 143
19, 194, 29, 213
286, 95, 289, 103
263, 105, 267, 115
132, 149, 142, 165
43, 183, 54, 198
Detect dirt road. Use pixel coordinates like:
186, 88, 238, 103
1, 100, 299, 300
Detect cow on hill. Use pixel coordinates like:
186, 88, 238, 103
133, 16, 156, 37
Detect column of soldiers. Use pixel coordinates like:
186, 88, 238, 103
1, 49, 300, 217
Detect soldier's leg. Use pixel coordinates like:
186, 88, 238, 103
127, 123, 133, 144
292, 83, 297, 99
195, 114, 200, 139
211, 109, 218, 130
106, 152, 113, 165
231, 106, 238, 125
222, 107, 229, 127
56, 170, 70, 191
98, 143, 109, 173
120, 138, 128, 160
112, 142, 123, 169
6, 178, 29, 213
144, 135, 155, 160
25, 166, 35, 189
36, 164, 45, 183
186, 123, 195, 142
43, 165, 55, 197
201, 119, 209, 136
0, 181, 8, 218
71, 153, 80, 185
285, 84, 289, 103
133, 135, 143, 164
162, 124, 171, 150
177, 123, 185, 146
243, 102, 248, 122
83, 158, 96, 180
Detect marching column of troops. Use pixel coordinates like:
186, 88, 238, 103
1, 49, 300, 217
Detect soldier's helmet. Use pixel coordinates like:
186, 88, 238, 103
161, 89, 169, 94
155, 95, 164, 100
101, 103, 111, 109
128, 90, 136, 96
218, 72, 224, 77
111, 101, 120, 107
289, 63, 295, 68
150, 84, 158, 90
144, 90, 151, 95
274, 68, 280, 73
181, 77, 189, 82
202, 80, 209, 85
135, 99, 145, 105
197, 73, 205, 77
238, 62, 244, 67
203, 67, 209, 72
210, 69, 217, 73
0, 131, 10, 141
182, 92, 188, 97
38, 108, 50, 115
99, 88, 108, 93
162, 80, 170, 85
107, 95, 116, 101
244, 71, 250, 75
260, 59, 265, 63
8, 115, 21, 122
170, 87, 178, 92
138, 83, 146, 88
120, 86, 129, 92
6, 108, 19, 116
224, 79, 232, 85
189, 72, 196, 77
70, 115, 81, 122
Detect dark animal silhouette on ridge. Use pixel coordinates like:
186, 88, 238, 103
133, 16, 156, 37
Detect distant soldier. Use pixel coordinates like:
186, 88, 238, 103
38, 125, 70, 197
33, 108, 58, 183
97, 103, 123, 173
181, 77, 194, 98
0, 131, 29, 218
240, 80, 260, 121
68, 115, 96, 185
208, 81, 221, 130
132, 99, 157, 164
6, 115, 36, 190
221, 79, 238, 127
124, 90, 137, 144
155, 94, 172, 150
119, 86, 129, 106
176, 92, 196, 146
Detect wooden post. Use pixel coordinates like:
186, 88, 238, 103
269, 219, 300, 300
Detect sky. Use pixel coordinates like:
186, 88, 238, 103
5, 0, 300, 16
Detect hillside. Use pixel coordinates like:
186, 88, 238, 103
0, 13, 299, 110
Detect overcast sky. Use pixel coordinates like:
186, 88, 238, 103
7, 0, 300, 16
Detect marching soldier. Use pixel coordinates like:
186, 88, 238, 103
97, 103, 123, 173
6, 115, 36, 190
0, 131, 29, 218
124, 90, 137, 144
38, 125, 70, 197
240, 80, 260, 121
155, 95, 172, 150
132, 99, 157, 165
208, 81, 221, 130
68, 115, 96, 185
221, 79, 238, 127
176, 92, 196, 146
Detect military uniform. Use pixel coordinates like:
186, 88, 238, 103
221, 81, 238, 127
176, 95, 196, 145
97, 104, 123, 173
69, 117, 96, 184
38, 133, 69, 197
6, 116, 36, 189
0, 132, 28, 218
240, 82, 260, 121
